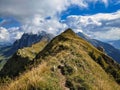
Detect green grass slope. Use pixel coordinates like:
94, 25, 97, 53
0, 46, 12, 71
0, 29, 120, 90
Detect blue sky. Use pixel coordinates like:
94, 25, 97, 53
61, 1, 120, 20
0, 0, 120, 44
0, 17, 20, 28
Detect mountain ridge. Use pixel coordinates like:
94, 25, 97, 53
0, 29, 120, 90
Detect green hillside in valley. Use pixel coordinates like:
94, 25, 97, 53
0, 46, 11, 60
0, 29, 120, 90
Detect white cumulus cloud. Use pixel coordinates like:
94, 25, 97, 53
0, 27, 9, 41
63, 10, 120, 40
21, 15, 68, 35
0, 27, 23, 44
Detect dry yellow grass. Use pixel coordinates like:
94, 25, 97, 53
1, 51, 119, 90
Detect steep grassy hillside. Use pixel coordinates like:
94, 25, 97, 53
0, 29, 120, 90
0, 39, 48, 77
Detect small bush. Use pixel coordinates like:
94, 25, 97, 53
89, 51, 96, 60
65, 79, 90, 90
106, 66, 120, 84
97, 56, 107, 69
60, 65, 74, 75
65, 80, 74, 90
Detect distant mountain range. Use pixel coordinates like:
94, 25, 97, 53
107, 40, 120, 50
0, 29, 120, 90
77, 32, 120, 63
